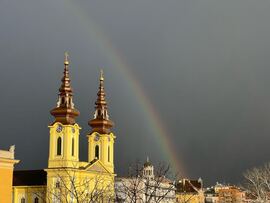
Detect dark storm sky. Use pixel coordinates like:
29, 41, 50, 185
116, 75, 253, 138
1, 0, 270, 185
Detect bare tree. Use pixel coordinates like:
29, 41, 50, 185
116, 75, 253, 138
115, 161, 176, 203
176, 194, 196, 203
243, 162, 270, 202
33, 164, 115, 203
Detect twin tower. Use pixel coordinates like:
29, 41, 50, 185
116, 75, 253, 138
47, 53, 115, 174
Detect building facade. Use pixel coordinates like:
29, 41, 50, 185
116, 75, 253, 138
12, 54, 116, 203
205, 183, 246, 203
0, 146, 19, 203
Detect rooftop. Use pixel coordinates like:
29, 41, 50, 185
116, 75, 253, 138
13, 170, 47, 186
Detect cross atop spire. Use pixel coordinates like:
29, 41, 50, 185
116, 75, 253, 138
50, 53, 80, 125
64, 52, 69, 65
59, 52, 72, 95
88, 70, 114, 134
100, 69, 104, 81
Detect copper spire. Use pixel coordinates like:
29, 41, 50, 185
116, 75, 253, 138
50, 53, 80, 125
88, 70, 114, 134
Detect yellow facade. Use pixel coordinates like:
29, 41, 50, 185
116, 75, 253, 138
46, 122, 116, 202
48, 123, 81, 168
46, 162, 115, 202
13, 186, 46, 203
0, 166, 15, 203
88, 132, 116, 174
0, 147, 19, 203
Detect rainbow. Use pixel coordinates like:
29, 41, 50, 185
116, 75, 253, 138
63, 0, 186, 176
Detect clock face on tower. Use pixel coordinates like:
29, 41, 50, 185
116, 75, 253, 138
56, 125, 62, 133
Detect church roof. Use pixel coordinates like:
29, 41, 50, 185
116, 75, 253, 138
144, 161, 152, 167
83, 158, 113, 174
143, 156, 153, 167
13, 170, 47, 186
80, 158, 99, 169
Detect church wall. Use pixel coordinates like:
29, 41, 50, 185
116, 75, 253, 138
13, 186, 45, 203
46, 168, 115, 202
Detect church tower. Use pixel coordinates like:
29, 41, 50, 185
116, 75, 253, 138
87, 71, 115, 173
48, 53, 81, 168
143, 157, 154, 180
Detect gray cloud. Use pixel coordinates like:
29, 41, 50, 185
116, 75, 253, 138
1, 0, 270, 185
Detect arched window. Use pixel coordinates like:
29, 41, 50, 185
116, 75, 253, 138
56, 180, 60, 188
108, 146, 110, 162
34, 197, 39, 203
57, 137, 62, 156
72, 138, 75, 156
95, 145, 99, 159
21, 198, 25, 203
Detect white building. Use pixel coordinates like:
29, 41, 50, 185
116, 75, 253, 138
115, 158, 176, 203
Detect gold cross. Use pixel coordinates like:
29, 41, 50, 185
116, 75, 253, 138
64, 52, 69, 65
100, 69, 104, 81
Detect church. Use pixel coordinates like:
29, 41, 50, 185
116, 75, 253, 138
12, 53, 116, 203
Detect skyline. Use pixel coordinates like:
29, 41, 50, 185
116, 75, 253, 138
1, 0, 270, 186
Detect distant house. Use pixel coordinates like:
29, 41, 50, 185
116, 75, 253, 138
205, 183, 247, 203
204, 187, 219, 203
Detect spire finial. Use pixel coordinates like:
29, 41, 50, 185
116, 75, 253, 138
64, 52, 69, 65
100, 69, 104, 81
50, 53, 79, 125
88, 70, 114, 134
147, 156, 149, 162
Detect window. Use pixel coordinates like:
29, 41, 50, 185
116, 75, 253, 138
21, 198, 25, 203
34, 197, 39, 203
57, 137, 62, 156
108, 146, 110, 162
72, 138, 75, 156
56, 181, 60, 188
95, 145, 99, 159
